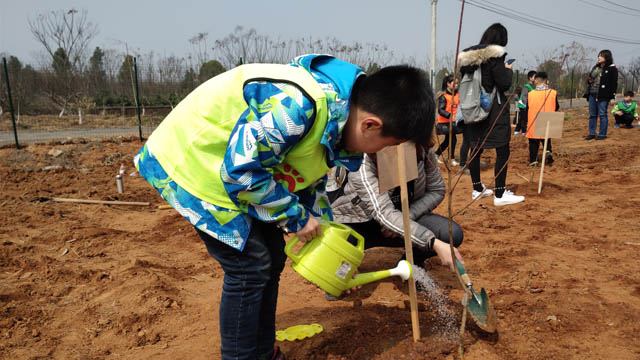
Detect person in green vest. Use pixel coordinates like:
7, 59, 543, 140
612, 90, 638, 129
134, 54, 435, 360
514, 70, 536, 135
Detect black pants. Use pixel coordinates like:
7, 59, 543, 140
469, 143, 510, 198
528, 138, 552, 163
435, 123, 460, 158
459, 134, 470, 166
614, 113, 635, 126
515, 109, 528, 133
344, 215, 463, 266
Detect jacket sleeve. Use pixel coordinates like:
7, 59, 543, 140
221, 81, 316, 233
438, 95, 451, 119
347, 154, 436, 250
409, 149, 445, 220
491, 56, 513, 93
609, 67, 618, 100
611, 103, 620, 114
521, 86, 530, 106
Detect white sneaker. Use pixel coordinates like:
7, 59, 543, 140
494, 190, 525, 206
471, 185, 493, 200
437, 155, 444, 164
451, 159, 460, 166
513, 131, 521, 135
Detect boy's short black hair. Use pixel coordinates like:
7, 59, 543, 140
535, 72, 549, 80
624, 90, 634, 97
527, 70, 537, 79
351, 65, 435, 146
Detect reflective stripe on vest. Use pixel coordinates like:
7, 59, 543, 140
437, 92, 459, 124
527, 89, 557, 139
146, 63, 329, 210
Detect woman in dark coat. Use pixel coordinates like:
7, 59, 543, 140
584, 49, 618, 140
457, 23, 524, 206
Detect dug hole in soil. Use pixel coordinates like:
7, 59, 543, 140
1, 107, 639, 359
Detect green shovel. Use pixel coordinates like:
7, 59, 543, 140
455, 259, 497, 333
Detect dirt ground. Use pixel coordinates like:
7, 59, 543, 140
1, 106, 639, 359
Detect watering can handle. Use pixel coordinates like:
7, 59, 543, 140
349, 227, 365, 252
284, 235, 302, 264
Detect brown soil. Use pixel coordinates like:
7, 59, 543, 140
1, 107, 639, 359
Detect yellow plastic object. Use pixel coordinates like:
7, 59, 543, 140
276, 323, 323, 342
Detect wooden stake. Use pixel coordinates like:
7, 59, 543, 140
396, 143, 421, 342
538, 120, 551, 194
51, 197, 150, 206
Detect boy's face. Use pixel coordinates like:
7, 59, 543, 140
624, 95, 632, 103
343, 107, 405, 154
529, 75, 536, 83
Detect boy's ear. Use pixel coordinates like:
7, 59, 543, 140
360, 116, 383, 132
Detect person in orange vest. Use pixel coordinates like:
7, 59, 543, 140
435, 74, 462, 166
526, 72, 559, 167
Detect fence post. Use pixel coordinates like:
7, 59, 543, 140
2, 57, 19, 149
569, 69, 574, 108
133, 57, 143, 141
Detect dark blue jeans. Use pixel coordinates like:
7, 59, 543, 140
588, 95, 609, 136
197, 220, 286, 360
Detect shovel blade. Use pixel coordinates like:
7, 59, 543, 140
467, 287, 497, 333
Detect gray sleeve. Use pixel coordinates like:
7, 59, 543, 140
409, 149, 445, 220
349, 154, 435, 250
522, 86, 530, 105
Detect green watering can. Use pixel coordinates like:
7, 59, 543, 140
455, 259, 497, 333
285, 221, 412, 297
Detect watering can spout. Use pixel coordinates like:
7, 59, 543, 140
346, 260, 412, 289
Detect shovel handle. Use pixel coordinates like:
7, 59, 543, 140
460, 273, 472, 285
455, 259, 467, 276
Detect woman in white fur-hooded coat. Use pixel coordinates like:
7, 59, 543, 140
457, 23, 525, 206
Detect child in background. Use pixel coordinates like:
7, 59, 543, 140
134, 54, 436, 360
515, 70, 536, 135
435, 75, 462, 166
526, 72, 559, 167
612, 90, 637, 129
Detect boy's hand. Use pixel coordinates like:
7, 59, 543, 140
504, 62, 513, 70
616, 110, 623, 116
295, 215, 322, 243
432, 238, 464, 272
381, 227, 396, 238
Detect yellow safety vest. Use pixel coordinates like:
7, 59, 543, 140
146, 64, 330, 210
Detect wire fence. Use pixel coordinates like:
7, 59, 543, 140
0, 107, 169, 147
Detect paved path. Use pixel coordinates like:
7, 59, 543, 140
0, 126, 156, 146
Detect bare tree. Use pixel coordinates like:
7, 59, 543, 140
189, 32, 210, 70
28, 8, 98, 71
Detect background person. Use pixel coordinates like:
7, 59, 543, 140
458, 23, 525, 207
584, 49, 618, 140
612, 90, 637, 129
515, 70, 536, 135
526, 72, 559, 167
435, 74, 462, 166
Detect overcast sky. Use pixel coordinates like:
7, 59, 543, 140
2, 0, 640, 72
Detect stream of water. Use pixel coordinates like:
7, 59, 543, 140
412, 266, 458, 339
